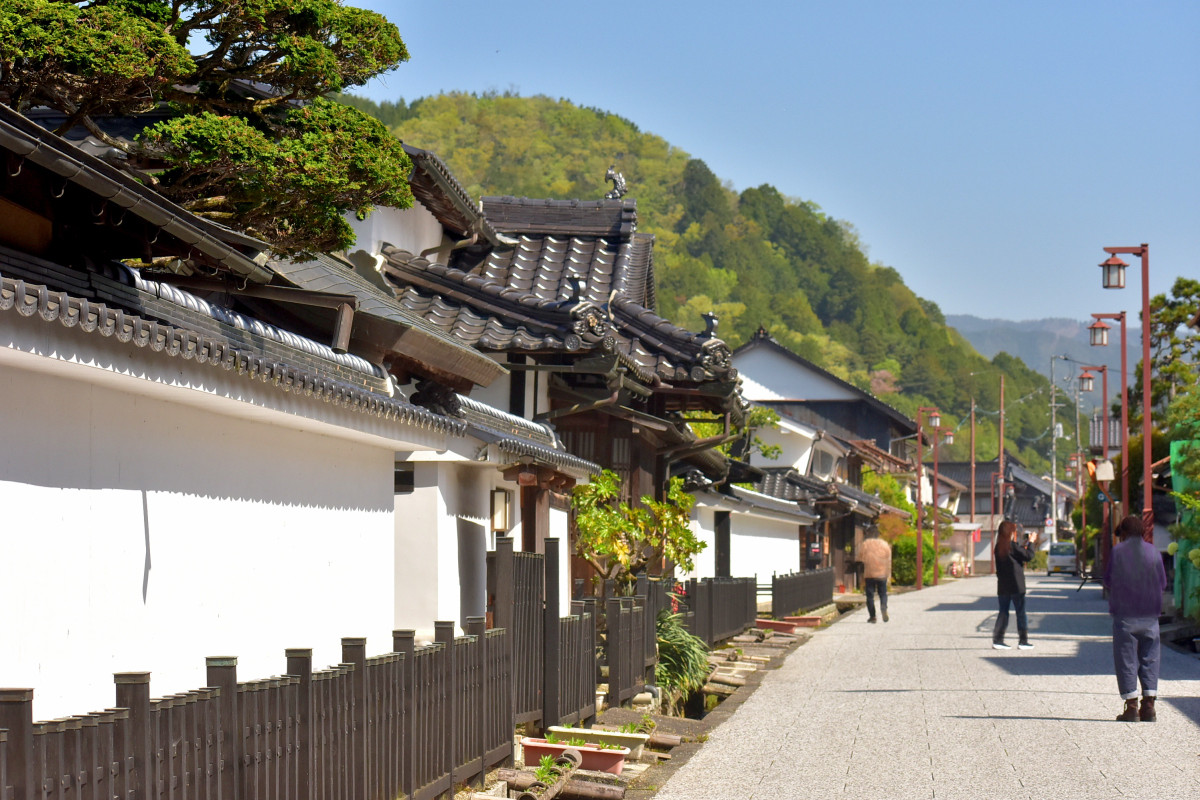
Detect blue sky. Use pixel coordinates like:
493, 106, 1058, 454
352, 1, 1198, 323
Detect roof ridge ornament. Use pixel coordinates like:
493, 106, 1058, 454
604, 165, 627, 200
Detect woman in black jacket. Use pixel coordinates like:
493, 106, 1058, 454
993, 519, 1036, 650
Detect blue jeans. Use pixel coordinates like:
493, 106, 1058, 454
993, 593, 1027, 643
865, 578, 888, 619
1112, 616, 1160, 699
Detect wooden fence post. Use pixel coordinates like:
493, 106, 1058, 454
285, 649, 312, 800
0, 689, 34, 800
493, 537, 515, 634
465, 617, 486, 789
205, 658, 239, 800
339, 638, 366, 800
391, 631, 415, 800
433, 621, 455, 791
580, 597, 599, 707
113, 673, 151, 800
541, 538, 561, 731
604, 597, 622, 707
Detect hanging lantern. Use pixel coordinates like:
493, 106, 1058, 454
1099, 255, 1127, 289
1079, 370, 1095, 393
1089, 318, 1111, 347
943, 429, 955, 446
928, 409, 941, 429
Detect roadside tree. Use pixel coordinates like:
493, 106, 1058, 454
0, 0, 414, 256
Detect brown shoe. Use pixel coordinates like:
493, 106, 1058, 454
1116, 699, 1139, 722
1139, 696, 1156, 722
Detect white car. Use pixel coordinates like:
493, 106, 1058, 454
1047, 541, 1078, 576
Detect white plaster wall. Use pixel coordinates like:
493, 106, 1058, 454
682, 507, 717, 581
347, 203, 444, 260
467, 370, 511, 414
469, 358, 550, 419
735, 347, 857, 403
549, 508, 570, 617
751, 418, 816, 473
393, 466, 442, 636
0, 363, 396, 723
395, 462, 510, 638
729, 514, 801, 582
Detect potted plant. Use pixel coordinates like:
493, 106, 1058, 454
521, 734, 630, 775
546, 724, 650, 759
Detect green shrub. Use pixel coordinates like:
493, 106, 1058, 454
654, 609, 710, 715
892, 533, 938, 586
1028, 550, 1048, 571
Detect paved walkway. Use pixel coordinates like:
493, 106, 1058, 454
653, 574, 1200, 800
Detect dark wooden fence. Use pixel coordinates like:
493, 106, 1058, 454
0, 536, 600, 800
679, 577, 756, 647
771, 568, 835, 617
603, 597, 646, 707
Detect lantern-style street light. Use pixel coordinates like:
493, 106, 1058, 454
1099, 244, 1153, 537
1091, 311, 1130, 518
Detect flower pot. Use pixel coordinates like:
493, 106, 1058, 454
546, 725, 650, 759
520, 737, 630, 775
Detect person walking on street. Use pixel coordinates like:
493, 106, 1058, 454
1105, 514, 1169, 722
993, 520, 1035, 650
858, 529, 892, 623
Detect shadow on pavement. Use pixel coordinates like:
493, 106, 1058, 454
1161, 696, 1200, 727
948, 714, 1112, 722
983, 639, 1114, 676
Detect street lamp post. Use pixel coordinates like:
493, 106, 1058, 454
931, 425, 953, 586
915, 406, 941, 590
1099, 244, 1153, 538
1048, 354, 1075, 544
1081, 364, 1113, 572
1090, 311, 1130, 520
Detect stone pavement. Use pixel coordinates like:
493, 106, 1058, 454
652, 574, 1200, 800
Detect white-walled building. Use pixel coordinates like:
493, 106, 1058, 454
0, 106, 590, 720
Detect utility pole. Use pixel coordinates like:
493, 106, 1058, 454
992, 375, 1006, 575
969, 398, 976, 575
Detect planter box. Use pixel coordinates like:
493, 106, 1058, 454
546, 726, 650, 759
782, 615, 823, 628
520, 737, 630, 775
755, 618, 799, 633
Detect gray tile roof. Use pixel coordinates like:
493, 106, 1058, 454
269, 253, 506, 388
404, 145, 504, 246
481, 196, 637, 238
0, 265, 466, 436
381, 235, 735, 385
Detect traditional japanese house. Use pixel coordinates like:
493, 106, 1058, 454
0, 105, 588, 717
939, 455, 1077, 571
345, 147, 743, 591
733, 328, 918, 590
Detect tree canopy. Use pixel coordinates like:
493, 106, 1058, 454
0, 0, 414, 255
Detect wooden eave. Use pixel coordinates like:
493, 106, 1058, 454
0, 104, 271, 282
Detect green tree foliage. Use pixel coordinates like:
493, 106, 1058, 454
354, 92, 1072, 470
1, 0, 413, 255
571, 470, 703, 593
1141, 278, 1200, 430
891, 533, 937, 586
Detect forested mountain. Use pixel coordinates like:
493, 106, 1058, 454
342, 91, 1072, 474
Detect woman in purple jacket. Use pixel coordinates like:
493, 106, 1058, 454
993, 520, 1036, 650
1105, 515, 1169, 722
